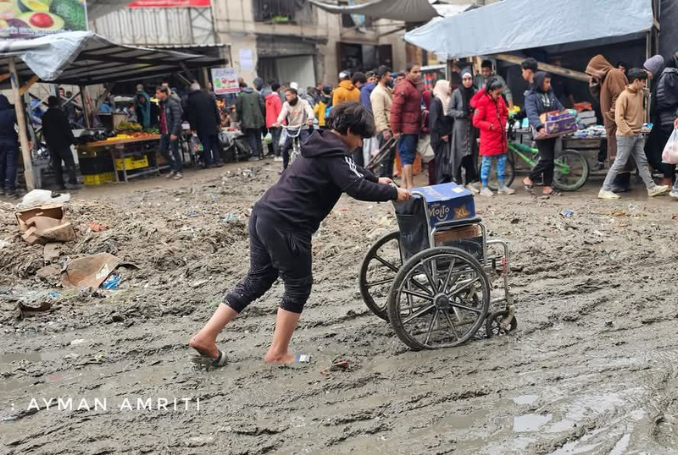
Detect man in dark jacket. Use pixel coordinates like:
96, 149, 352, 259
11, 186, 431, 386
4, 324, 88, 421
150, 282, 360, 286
390, 63, 422, 189
156, 86, 184, 179
523, 72, 564, 197
236, 82, 265, 160
650, 52, 678, 188
0, 95, 30, 196
186, 82, 223, 168
42, 96, 79, 190
189, 102, 411, 368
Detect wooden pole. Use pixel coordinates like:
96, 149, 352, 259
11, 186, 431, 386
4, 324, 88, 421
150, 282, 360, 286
8, 58, 34, 191
202, 67, 210, 88
490, 53, 590, 83
79, 85, 91, 128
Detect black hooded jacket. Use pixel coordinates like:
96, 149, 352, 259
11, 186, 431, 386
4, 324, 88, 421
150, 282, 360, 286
254, 129, 397, 233
0, 95, 18, 143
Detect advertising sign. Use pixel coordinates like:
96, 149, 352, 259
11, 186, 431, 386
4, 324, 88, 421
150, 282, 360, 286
0, 0, 88, 39
128, 0, 210, 7
211, 67, 239, 95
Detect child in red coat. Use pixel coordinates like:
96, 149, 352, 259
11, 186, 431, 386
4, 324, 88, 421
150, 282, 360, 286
472, 77, 515, 197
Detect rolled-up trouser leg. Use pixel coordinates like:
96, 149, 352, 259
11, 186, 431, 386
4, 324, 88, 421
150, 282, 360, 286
224, 214, 279, 313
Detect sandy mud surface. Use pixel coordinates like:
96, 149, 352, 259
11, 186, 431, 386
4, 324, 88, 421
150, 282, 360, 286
2, 161, 678, 454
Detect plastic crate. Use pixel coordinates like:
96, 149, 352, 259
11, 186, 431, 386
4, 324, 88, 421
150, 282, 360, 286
115, 155, 149, 171
84, 172, 115, 186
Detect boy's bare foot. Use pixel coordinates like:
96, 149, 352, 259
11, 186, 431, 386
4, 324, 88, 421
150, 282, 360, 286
264, 351, 297, 364
189, 335, 219, 359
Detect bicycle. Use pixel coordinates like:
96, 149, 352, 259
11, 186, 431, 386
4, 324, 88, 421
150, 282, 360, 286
281, 125, 304, 165
485, 123, 590, 192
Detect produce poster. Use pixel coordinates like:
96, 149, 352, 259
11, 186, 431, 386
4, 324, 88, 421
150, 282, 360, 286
211, 67, 239, 95
0, 0, 88, 39
128, 0, 210, 6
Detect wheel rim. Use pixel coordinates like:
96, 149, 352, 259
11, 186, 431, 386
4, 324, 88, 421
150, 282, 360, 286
361, 232, 401, 319
392, 250, 489, 349
554, 151, 588, 191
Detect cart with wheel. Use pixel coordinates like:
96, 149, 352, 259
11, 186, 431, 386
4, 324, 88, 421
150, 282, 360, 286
359, 182, 516, 350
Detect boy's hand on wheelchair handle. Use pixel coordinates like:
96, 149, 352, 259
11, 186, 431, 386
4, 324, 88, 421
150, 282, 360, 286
378, 177, 393, 185
396, 188, 412, 202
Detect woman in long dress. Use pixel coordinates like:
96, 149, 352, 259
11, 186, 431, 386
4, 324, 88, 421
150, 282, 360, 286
429, 80, 453, 184
447, 70, 480, 193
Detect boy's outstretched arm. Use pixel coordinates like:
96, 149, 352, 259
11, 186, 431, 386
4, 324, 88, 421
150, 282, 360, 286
330, 155, 398, 202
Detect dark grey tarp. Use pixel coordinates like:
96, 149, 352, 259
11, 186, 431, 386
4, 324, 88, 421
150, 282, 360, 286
309, 0, 439, 23
405, 0, 654, 59
0, 31, 226, 85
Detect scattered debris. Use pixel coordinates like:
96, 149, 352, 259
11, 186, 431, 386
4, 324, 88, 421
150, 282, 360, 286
86, 222, 109, 232
61, 253, 135, 290
16, 301, 52, 319
560, 209, 574, 218
102, 273, 122, 290
16, 203, 75, 245
17, 189, 70, 210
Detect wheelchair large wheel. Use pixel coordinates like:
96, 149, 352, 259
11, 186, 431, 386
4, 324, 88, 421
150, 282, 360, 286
359, 231, 402, 321
554, 149, 589, 192
387, 246, 490, 350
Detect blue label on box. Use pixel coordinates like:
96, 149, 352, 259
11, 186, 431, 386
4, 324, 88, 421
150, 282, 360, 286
411, 182, 476, 228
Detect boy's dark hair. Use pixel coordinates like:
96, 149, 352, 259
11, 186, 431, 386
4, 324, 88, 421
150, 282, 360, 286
521, 57, 538, 72
239, 82, 248, 88
156, 86, 170, 95
397, 71, 406, 78
486, 76, 504, 92
481, 59, 493, 69
627, 68, 648, 82
285, 88, 298, 95
616, 61, 628, 69
352, 72, 367, 85
365, 70, 376, 79
47, 96, 60, 108
406, 62, 418, 73
327, 101, 375, 138
271, 82, 281, 92
377, 65, 391, 79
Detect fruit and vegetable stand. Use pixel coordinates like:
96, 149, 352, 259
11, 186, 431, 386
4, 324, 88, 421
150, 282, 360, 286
0, 31, 228, 189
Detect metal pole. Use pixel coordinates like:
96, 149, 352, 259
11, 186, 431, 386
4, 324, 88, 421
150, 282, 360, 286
8, 57, 34, 191
79, 85, 91, 128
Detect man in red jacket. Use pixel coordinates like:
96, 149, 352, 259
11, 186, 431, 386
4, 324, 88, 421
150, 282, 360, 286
390, 63, 422, 189
265, 82, 283, 160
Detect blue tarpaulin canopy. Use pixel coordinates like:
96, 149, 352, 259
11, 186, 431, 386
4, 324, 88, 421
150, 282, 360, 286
404, 0, 654, 60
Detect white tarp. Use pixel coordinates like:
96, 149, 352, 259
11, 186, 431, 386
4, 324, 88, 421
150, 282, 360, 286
309, 0, 439, 23
0, 31, 224, 84
405, 0, 654, 59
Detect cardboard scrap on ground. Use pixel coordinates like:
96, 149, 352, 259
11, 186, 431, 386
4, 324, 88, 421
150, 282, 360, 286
15, 203, 75, 245
61, 253, 137, 290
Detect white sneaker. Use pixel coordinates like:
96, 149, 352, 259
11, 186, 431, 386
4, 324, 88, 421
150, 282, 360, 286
648, 185, 669, 197
274, 156, 283, 162
466, 184, 479, 195
598, 189, 620, 199
669, 190, 678, 199
498, 186, 516, 195
480, 187, 494, 197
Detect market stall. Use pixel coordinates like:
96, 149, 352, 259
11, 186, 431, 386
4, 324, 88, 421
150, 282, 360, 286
0, 31, 227, 190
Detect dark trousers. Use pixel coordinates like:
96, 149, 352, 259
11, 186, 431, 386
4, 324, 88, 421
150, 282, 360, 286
455, 154, 478, 184
198, 132, 222, 165
378, 133, 396, 179
530, 138, 557, 186
282, 128, 310, 169
225, 213, 313, 314
51, 146, 77, 188
159, 134, 183, 172
269, 127, 281, 157
0, 141, 18, 192
243, 128, 261, 158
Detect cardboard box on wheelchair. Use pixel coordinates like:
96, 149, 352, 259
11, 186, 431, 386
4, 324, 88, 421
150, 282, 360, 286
410, 183, 476, 229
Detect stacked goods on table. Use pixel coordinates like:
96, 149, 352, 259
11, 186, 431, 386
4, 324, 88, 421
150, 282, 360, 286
539, 111, 577, 138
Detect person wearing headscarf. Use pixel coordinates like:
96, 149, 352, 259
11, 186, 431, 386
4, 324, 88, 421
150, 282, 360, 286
446, 70, 479, 190
134, 84, 151, 129
429, 80, 453, 185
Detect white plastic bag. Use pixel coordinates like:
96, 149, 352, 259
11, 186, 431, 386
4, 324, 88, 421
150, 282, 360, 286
662, 129, 678, 164
417, 135, 435, 163
17, 190, 70, 209
279, 128, 289, 148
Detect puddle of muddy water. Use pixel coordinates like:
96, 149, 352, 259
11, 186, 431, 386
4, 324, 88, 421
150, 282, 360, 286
513, 413, 552, 432
513, 394, 539, 405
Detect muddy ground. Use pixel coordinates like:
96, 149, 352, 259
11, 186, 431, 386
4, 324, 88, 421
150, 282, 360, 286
2, 160, 678, 454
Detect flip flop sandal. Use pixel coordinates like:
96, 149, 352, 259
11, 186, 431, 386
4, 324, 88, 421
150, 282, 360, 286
542, 190, 562, 197
191, 349, 228, 371
523, 181, 534, 193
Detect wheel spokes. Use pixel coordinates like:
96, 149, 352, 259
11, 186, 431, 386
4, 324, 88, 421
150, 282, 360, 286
365, 277, 395, 288
401, 303, 435, 325
401, 288, 435, 301
441, 308, 460, 340
424, 310, 438, 345
372, 254, 400, 273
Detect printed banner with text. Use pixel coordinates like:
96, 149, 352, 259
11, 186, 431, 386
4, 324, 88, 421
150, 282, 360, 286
211, 68, 239, 95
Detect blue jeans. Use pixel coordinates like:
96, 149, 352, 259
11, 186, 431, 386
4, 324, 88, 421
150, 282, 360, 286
603, 135, 655, 191
480, 154, 507, 188
198, 132, 222, 165
159, 134, 182, 173
398, 134, 418, 166
0, 140, 17, 192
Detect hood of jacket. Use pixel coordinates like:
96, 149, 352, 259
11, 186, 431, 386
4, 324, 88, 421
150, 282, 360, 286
242, 87, 254, 94
533, 72, 550, 93
0, 95, 11, 111
265, 92, 279, 102
301, 129, 351, 159
362, 82, 376, 93
586, 55, 613, 79
339, 80, 356, 92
